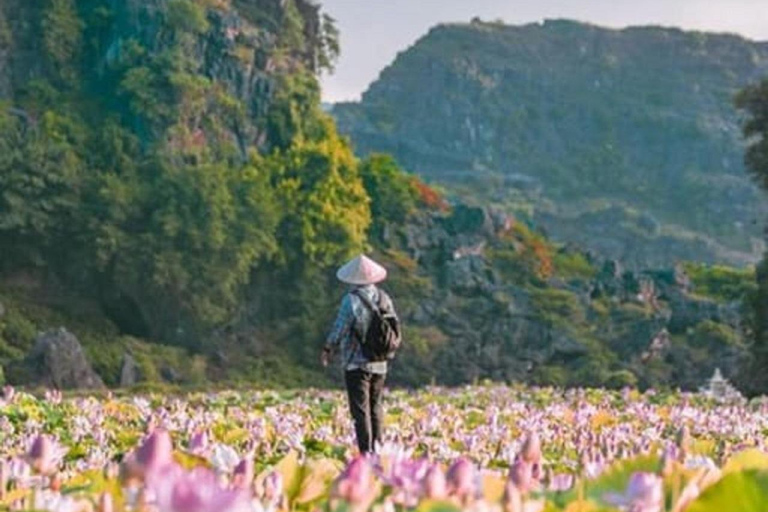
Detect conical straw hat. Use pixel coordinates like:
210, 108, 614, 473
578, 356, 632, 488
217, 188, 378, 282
336, 254, 387, 285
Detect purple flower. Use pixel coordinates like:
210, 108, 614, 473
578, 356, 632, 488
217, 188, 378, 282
123, 428, 174, 483
446, 457, 477, 503
232, 457, 254, 490
604, 472, 663, 512
262, 470, 283, 504
152, 465, 253, 512
26, 435, 68, 476
332, 456, 377, 505
421, 464, 447, 500
188, 430, 209, 455
548, 473, 574, 492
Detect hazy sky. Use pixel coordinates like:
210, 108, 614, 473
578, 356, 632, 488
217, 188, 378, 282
318, 0, 768, 103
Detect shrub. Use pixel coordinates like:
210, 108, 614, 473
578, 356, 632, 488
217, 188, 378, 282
530, 288, 585, 325
683, 262, 757, 302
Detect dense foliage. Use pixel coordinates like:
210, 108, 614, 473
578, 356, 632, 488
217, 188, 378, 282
735, 79, 768, 395
0, 0, 363, 342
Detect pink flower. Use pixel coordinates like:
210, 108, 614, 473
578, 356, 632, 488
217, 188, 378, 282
332, 456, 377, 504
509, 459, 536, 494
123, 429, 174, 483
604, 472, 664, 512
188, 430, 209, 455
45, 390, 63, 405
446, 457, 477, 503
519, 433, 542, 464
26, 435, 68, 476
98, 492, 114, 512
548, 473, 574, 492
232, 457, 254, 490
2, 385, 14, 403
152, 464, 252, 512
421, 464, 447, 500
262, 470, 283, 504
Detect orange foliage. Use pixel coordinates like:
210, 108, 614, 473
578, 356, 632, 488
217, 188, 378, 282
410, 177, 449, 211
530, 238, 553, 280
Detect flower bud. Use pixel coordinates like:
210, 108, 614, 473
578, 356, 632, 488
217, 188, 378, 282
333, 456, 375, 504
520, 432, 542, 463
446, 457, 476, 503
263, 470, 283, 503
188, 430, 209, 454
135, 429, 173, 474
625, 472, 664, 510
421, 464, 447, 500
232, 457, 254, 490
676, 426, 691, 462
502, 479, 523, 512
27, 435, 57, 475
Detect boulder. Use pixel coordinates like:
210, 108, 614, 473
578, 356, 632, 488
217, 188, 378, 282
443, 205, 495, 237
119, 352, 140, 387
23, 328, 104, 389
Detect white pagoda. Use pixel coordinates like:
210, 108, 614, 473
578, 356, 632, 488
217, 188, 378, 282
699, 368, 745, 404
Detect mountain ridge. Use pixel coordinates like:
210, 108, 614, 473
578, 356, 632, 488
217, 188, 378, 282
334, 18, 768, 269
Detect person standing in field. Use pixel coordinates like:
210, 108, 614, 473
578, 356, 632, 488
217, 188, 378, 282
322, 254, 401, 455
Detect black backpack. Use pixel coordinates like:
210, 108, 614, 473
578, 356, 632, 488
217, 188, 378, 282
353, 289, 402, 361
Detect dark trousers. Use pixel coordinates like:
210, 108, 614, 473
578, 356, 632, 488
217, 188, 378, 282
344, 369, 386, 454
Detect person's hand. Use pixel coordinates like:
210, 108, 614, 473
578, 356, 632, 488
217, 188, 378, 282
321, 347, 331, 367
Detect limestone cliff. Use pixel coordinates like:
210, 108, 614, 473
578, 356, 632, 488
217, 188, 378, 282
335, 19, 768, 268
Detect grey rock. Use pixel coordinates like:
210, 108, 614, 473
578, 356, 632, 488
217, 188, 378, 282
24, 328, 104, 390
119, 352, 140, 387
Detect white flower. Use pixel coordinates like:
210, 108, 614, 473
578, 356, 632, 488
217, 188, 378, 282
209, 443, 241, 474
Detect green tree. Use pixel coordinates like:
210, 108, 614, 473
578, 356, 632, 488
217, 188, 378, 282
93, 152, 279, 345
735, 79, 768, 395
359, 153, 418, 239
0, 109, 85, 266
271, 118, 370, 271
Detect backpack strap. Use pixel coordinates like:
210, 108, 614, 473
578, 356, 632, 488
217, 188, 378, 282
345, 289, 376, 366
352, 288, 380, 315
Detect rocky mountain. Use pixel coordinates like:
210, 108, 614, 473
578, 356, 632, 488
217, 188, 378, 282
0, 5, 756, 392
334, 19, 768, 269
376, 202, 752, 391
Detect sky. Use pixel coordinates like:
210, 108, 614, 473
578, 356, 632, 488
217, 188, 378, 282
317, 0, 768, 103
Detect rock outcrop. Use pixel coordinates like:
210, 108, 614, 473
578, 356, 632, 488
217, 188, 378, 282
119, 352, 140, 387
384, 205, 748, 388
21, 328, 104, 390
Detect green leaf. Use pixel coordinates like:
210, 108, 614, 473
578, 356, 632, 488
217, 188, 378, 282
412, 500, 462, 512
722, 449, 768, 473
685, 470, 768, 512
294, 458, 341, 505
273, 450, 303, 501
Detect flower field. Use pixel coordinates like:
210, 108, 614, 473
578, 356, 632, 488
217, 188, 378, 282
1, 384, 768, 511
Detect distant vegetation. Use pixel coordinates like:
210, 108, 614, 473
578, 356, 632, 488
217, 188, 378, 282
334, 19, 768, 269
735, 79, 768, 395
0, 5, 762, 393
